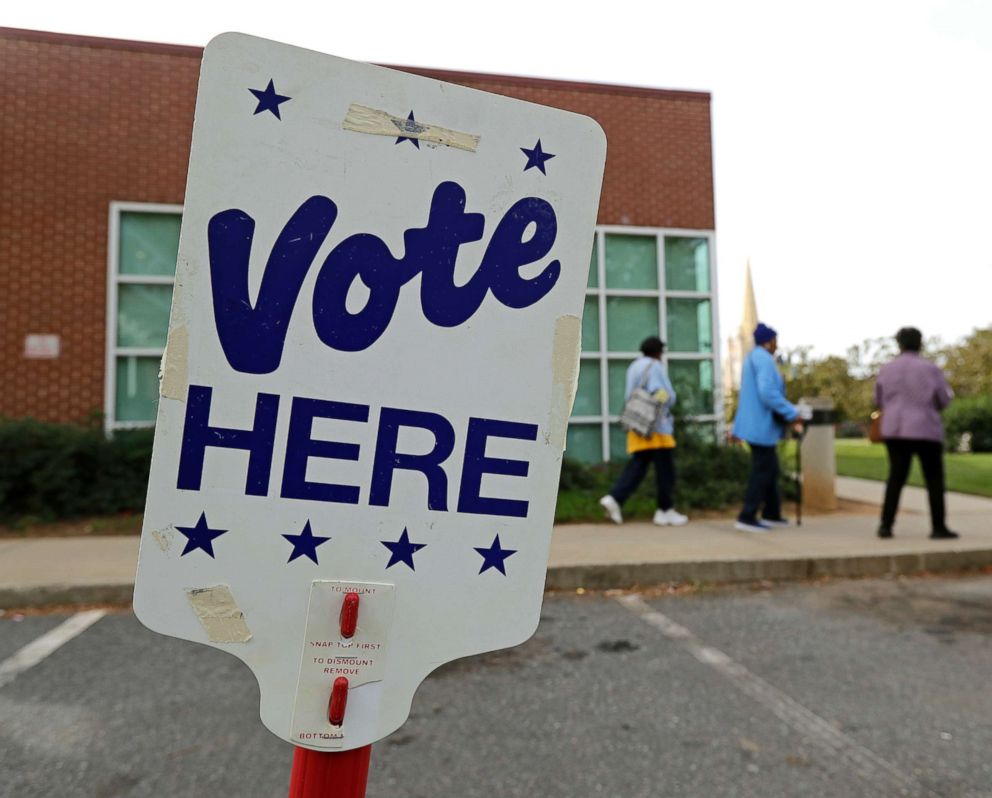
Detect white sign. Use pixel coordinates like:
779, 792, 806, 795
24, 334, 60, 359
134, 33, 606, 751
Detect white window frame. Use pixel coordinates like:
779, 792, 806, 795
104, 202, 183, 433
570, 225, 723, 462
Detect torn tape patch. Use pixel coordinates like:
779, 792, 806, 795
548, 315, 582, 449
342, 104, 480, 152
159, 325, 189, 401
185, 585, 252, 643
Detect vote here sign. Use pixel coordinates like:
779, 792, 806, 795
133, 33, 606, 751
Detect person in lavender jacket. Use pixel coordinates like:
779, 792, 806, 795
874, 327, 957, 539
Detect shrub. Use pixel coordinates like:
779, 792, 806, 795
944, 396, 992, 452
1, 414, 778, 524
558, 457, 601, 491
672, 441, 751, 509
0, 418, 153, 522
556, 436, 753, 522
835, 421, 865, 439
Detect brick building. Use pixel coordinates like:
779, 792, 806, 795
0, 27, 719, 462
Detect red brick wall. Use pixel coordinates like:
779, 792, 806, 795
1, 30, 199, 423
0, 28, 713, 423
398, 66, 715, 230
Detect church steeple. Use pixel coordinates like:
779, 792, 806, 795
740, 259, 758, 339
722, 259, 761, 393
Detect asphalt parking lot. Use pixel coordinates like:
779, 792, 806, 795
2, 575, 991, 797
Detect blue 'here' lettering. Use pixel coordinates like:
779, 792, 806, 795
176, 385, 539, 518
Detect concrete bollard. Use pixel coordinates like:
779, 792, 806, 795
800, 397, 838, 511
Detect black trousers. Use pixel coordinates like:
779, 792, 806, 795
882, 439, 946, 531
739, 443, 781, 522
609, 448, 675, 511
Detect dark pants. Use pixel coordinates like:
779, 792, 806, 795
609, 448, 675, 511
739, 444, 781, 522
882, 439, 946, 531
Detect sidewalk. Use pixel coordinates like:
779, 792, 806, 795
1, 478, 990, 608
548, 477, 992, 589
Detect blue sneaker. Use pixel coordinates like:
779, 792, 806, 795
761, 517, 790, 527
734, 519, 771, 533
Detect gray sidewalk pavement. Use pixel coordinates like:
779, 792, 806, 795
1, 477, 990, 608
550, 477, 992, 589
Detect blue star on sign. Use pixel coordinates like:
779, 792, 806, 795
283, 520, 331, 564
249, 79, 291, 119
520, 139, 555, 174
474, 534, 517, 576
381, 528, 426, 570
395, 111, 421, 149
176, 512, 227, 558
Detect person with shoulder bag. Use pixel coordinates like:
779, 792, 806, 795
874, 326, 957, 539
731, 323, 803, 533
598, 336, 689, 527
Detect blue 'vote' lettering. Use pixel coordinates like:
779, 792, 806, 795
207, 181, 560, 373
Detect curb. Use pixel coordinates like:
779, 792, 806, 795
543, 548, 992, 591
4, 550, 992, 609
0, 583, 134, 610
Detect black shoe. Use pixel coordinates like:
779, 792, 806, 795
930, 528, 960, 540
877, 523, 893, 539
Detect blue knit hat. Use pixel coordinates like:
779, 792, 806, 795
753, 322, 778, 345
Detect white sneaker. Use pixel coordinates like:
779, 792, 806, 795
654, 509, 689, 526
599, 495, 623, 525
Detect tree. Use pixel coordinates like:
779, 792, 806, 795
846, 336, 897, 380
939, 327, 992, 398
780, 347, 873, 423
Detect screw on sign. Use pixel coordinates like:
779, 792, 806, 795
133, 33, 606, 796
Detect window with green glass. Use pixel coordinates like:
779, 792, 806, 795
566, 424, 602, 463
664, 237, 710, 292
668, 359, 715, 417
666, 298, 713, 353
117, 284, 173, 348
120, 213, 181, 276
572, 361, 602, 417
110, 208, 182, 428
606, 296, 659, 352
115, 356, 163, 422
607, 360, 630, 415
608, 423, 628, 461
581, 296, 600, 352
605, 234, 657, 289
587, 237, 599, 288
566, 229, 718, 463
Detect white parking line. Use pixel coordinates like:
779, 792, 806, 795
617, 594, 938, 798
0, 610, 107, 689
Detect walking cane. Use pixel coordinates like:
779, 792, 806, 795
794, 422, 807, 527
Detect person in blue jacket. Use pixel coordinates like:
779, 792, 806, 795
732, 323, 801, 532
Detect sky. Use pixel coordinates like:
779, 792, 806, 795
7, 0, 991, 357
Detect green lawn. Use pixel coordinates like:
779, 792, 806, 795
822, 439, 992, 498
